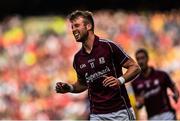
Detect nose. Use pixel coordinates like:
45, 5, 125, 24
138, 59, 144, 65
72, 27, 75, 31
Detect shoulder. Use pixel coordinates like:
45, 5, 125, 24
96, 38, 114, 51
154, 68, 168, 76
151, 68, 171, 80
99, 38, 119, 46
99, 38, 124, 51
98, 38, 112, 46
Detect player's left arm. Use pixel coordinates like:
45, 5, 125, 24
165, 73, 179, 103
121, 56, 141, 83
171, 85, 179, 103
103, 57, 141, 88
103, 42, 141, 87
169, 82, 179, 103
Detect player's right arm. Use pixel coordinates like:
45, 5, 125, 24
131, 82, 145, 109
134, 94, 144, 109
56, 54, 88, 93
55, 79, 87, 93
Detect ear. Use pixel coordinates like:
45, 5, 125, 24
86, 23, 92, 31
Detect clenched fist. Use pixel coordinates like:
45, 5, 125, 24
55, 82, 73, 93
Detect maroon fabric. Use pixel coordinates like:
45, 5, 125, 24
131, 67, 175, 118
73, 35, 131, 114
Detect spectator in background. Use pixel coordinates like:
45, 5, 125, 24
131, 48, 179, 120
55, 10, 141, 120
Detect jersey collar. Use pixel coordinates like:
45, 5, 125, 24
81, 35, 99, 54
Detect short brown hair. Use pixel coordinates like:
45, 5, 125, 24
135, 48, 149, 58
68, 10, 94, 31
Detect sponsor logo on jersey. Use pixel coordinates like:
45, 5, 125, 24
85, 66, 110, 83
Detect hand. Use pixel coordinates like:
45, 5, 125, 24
102, 75, 120, 88
136, 102, 144, 109
55, 82, 72, 93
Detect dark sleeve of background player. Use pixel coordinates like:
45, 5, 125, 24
163, 72, 176, 89
163, 72, 179, 101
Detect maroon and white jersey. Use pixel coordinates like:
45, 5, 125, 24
73, 35, 131, 114
131, 67, 175, 118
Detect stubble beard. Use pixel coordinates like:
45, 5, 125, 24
141, 65, 148, 74
76, 31, 88, 43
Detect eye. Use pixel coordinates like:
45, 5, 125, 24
74, 24, 79, 28
72, 24, 80, 30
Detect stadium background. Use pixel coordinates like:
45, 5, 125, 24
0, 0, 179, 120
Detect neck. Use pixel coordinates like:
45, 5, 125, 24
83, 32, 95, 53
142, 67, 151, 78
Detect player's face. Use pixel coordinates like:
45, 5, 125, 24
136, 52, 148, 71
71, 17, 88, 42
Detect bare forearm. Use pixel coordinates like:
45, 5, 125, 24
122, 57, 141, 83
55, 81, 87, 94
123, 64, 141, 83
71, 82, 87, 93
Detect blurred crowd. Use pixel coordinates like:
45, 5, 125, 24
0, 9, 179, 120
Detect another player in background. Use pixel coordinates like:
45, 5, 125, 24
132, 48, 179, 120
55, 10, 141, 120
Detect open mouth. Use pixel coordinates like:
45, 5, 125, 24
73, 31, 80, 40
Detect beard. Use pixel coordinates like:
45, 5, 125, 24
73, 29, 88, 43
140, 64, 148, 72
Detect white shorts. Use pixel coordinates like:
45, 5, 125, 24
90, 108, 136, 121
149, 111, 176, 120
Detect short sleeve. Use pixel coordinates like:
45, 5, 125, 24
109, 41, 129, 66
73, 58, 87, 85
163, 72, 175, 88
